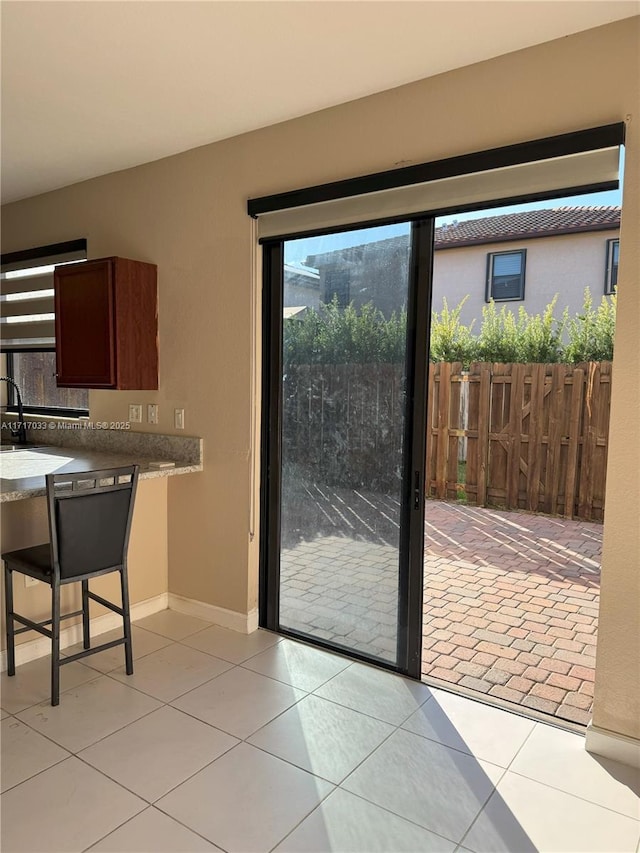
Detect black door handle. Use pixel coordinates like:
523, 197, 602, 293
414, 470, 421, 509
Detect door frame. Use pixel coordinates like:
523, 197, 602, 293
259, 219, 433, 677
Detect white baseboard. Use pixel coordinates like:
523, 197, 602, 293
168, 593, 258, 634
0, 592, 168, 673
586, 723, 640, 768
1, 591, 258, 671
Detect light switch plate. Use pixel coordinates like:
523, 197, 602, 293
174, 408, 185, 430
129, 404, 142, 423
147, 404, 158, 424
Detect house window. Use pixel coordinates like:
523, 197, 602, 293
605, 239, 619, 294
1, 239, 89, 416
5, 351, 88, 415
486, 250, 526, 302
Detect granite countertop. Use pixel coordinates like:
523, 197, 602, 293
0, 431, 203, 502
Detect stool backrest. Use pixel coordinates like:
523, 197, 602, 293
45, 466, 139, 581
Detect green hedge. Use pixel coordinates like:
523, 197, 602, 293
284, 299, 406, 365
284, 290, 616, 367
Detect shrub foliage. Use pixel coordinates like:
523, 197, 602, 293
284, 298, 406, 365
283, 289, 616, 366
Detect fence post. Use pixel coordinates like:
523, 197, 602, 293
459, 373, 469, 464
426, 363, 436, 498
564, 366, 585, 519
578, 362, 600, 520
435, 361, 451, 499
526, 363, 545, 512
507, 363, 524, 509
476, 363, 491, 506
545, 364, 565, 515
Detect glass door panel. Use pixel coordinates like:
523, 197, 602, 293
278, 223, 413, 664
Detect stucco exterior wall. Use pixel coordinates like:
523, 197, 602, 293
1, 19, 638, 743
433, 229, 620, 327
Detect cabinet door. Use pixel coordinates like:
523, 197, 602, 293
55, 260, 116, 387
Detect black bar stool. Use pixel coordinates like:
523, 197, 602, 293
2, 465, 139, 705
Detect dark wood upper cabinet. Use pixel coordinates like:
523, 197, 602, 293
54, 257, 158, 390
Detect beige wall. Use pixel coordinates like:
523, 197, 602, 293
1, 19, 638, 740
433, 230, 620, 327
0, 478, 168, 649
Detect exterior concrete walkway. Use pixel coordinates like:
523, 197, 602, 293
279, 483, 601, 727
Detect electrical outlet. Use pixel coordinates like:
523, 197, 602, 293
174, 408, 185, 430
129, 404, 142, 423
147, 404, 158, 424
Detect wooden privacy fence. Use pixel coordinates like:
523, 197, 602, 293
283, 361, 612, 521
283, 363, 404, 491
426, 362, 612, 521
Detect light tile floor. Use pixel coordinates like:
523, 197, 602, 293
1, 609, 638, 853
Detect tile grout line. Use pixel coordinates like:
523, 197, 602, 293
118, 805, 229, 853
78, 806, 156, 853
503, 719, 539, 772
1, 710, 76, 760
504, 767, 640, 824
455, 709, 542, 850
329, 719, 474, 849
492, 719, 640, 824
99, 652, 234, 703
0, 751, 72, 797
1, 662, 103, 716
8, 699, 166, 791
247, 697, 394, 789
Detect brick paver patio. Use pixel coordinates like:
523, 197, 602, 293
279, 481, 601, 727
422, 502, 600, 726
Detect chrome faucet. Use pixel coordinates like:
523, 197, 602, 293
0, 377, 27, 445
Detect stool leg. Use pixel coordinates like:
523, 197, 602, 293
81, 580, 90, 649
4, 565, 15, 677
120, 566, 133, 675
51, 582, 61, 706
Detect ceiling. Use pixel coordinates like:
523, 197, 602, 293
1, 1, 638, 204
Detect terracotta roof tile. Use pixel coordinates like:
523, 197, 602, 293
435, 206, 620, 248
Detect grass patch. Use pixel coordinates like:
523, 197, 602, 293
456, 460, 468, 503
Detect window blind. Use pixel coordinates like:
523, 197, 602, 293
0, 240, 86, 350
493, 253, 523, 277
254, 146, 620, 241
249, 125, 624, 242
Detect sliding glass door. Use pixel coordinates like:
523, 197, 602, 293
262, 221, 431, 674
255, 122, 624, 679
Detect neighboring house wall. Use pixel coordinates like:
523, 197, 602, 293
308, 226, 619, 325
309, 235, 410, 318
283, 270, 320, 309
432, 229, 620, 327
